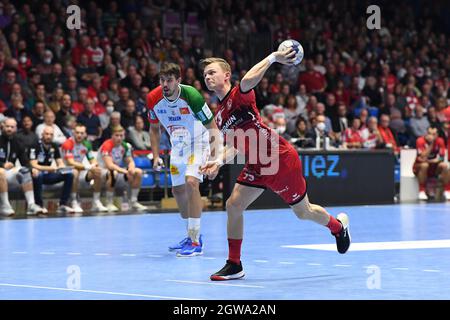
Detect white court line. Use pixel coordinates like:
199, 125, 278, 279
166, 279, 264, 289
67, 252, 82, 255
12, 252, 27, 254
334, 264, 352, 267
391, 267, 409, 271
423, 269, 441, 273
39, 252, 55, 255
200, 257, 216, 260
121, 254, 137, 257
147, 255, 163, 258
282, 239, 450, 251
279, 262, 295, 265
94, 253, 110, 256
307, 263, 322, 266
0, 283, 199, 300
253, 260, 269, 263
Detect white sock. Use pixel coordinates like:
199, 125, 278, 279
188, 218, 201, 244
24, 190, 35, 206
106, 191, 114, 204
131, 188, 139, 203
71, 193, 77, 202
0, 192, 11, 207
93, 192, 101, 202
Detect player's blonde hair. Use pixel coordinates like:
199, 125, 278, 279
200, 57, 231, 73
112, 125, 125, 134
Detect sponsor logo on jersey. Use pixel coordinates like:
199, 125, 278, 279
156, 109, 167, 114
179, 107, 190, 115
168, 116, 182, 121
170, 165, 180, 175
188, 154, 195, 165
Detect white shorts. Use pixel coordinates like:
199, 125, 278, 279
170, 140, 210, 187
76, 168, 109, 188
6, 168, 21, 190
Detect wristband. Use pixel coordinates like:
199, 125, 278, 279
268, 53, 276, 65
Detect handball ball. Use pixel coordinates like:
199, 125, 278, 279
277, 39, 304, 65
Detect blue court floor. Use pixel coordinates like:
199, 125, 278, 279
0, 202, 449, 300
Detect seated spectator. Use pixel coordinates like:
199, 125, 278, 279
61, 124, 109, 213
99, 100, 115, 130
330, 103, 350, 146
378, 114, 400, 155
100, 111, 121, 144
413, 127, 450, 201
273, 117, 291, 140
290, 117, 315, 148
72, 87, 88, 115
126, 116, 151, 150
77, 98, 103, 145
97, 125, 147, 211
298, 59, 326, 94
120, 99, 137, 130
409, 105, 430, 145
4, 94, 31, 128
35, 110, 67, 146
311, 115, 333, 149
61, 115, 77, 138
16, 116, 39, 154
56, 94, 73, 132
29, 101, 46, 130
342, 117, 363, 149
315, 102, 333, 133
361, 116, 384, 149
29, 126, 75, 214
0, 118, 45, 216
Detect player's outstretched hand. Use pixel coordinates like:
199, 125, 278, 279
274, 48, 297, 65
199, 161, 221, 180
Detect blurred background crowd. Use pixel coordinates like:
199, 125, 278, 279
0, 0, 449, 155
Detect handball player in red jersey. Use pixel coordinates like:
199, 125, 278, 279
199, 48, 351, 281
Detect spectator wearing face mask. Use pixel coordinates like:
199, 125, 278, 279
273, 117, 291, 141
311, 115, 333, 149
99, 100, 115, 130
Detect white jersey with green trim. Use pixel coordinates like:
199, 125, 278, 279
147, 84, 212, 152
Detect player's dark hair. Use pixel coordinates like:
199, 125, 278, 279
160, 62, 181, 79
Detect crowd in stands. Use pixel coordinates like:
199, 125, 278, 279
0, 0, 449, 208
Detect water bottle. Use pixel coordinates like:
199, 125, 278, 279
121, 190, 129, 211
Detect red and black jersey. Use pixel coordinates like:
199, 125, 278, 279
215, 86, 295, 163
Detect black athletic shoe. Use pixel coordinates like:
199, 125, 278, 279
333, 213, 351, 254
210, 260, 245, 281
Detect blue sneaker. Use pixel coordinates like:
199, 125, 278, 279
177, 239, 203, 257
168, 237, 190, 252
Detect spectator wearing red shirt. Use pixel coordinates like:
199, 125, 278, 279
381, 64, 397, 94
298, 59, 326, 94
71, 35, 92, 67
378, 114, 400, 155
413, 127, 450, 201
342, 117, 363, 149
72, 87, 88, 115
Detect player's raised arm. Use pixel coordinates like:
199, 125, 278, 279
239, 48, 297, 93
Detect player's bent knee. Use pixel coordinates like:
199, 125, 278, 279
17, 167, 32, 184
226, 198, 245, 213
185, 178, 199, 190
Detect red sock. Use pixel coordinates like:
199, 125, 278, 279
327, 215, 342, 235
446, 183, 450, 192
228, 239, 242, 264
419, 184, 426, 192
